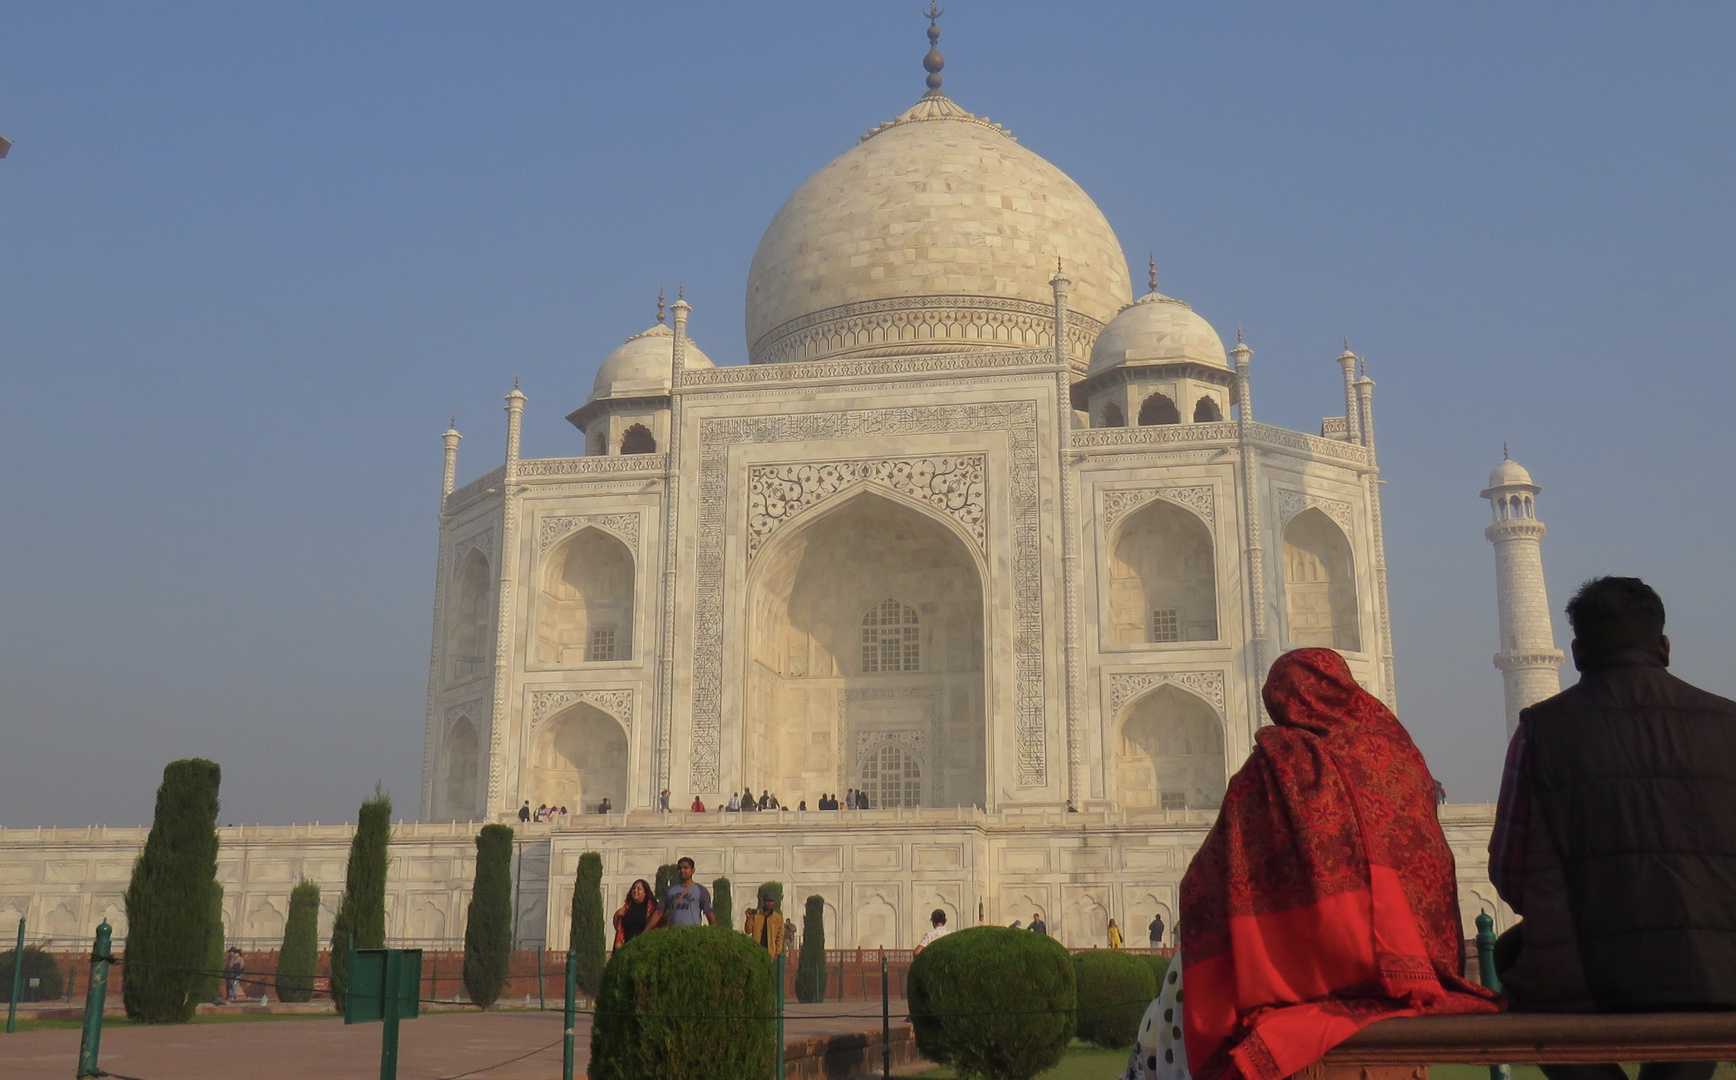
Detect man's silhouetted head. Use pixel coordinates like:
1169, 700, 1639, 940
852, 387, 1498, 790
1567, 576, 1668, 671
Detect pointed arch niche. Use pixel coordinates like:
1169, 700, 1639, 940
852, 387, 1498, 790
448, 549, 492, 683
1281, 508, 1361, 651
746, 489, 986, 810
1114, 684, 1226, 811
438, 715, 481, 821
536, 527, 635, 664
1108, 499, 1218, 646
531, 702, 628, 814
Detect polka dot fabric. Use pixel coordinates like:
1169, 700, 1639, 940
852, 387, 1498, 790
1123, 957, 1188, 1080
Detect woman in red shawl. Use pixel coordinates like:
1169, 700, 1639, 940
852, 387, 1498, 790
1178, 648, 1499, 1080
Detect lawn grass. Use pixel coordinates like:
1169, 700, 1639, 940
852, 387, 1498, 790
911, 1041, 1130, 1079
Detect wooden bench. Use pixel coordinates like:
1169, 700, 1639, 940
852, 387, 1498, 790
1297, 1013, 1736, 1080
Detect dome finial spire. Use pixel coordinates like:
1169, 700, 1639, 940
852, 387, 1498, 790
922, 2, 946, 98
657, 287, 666, 324
1148, 251, 1159, 294
1503, 441, 1510, 460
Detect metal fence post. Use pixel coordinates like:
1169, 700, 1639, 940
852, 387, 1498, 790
880, 950, 890, 1080
379, 949, 401, 1080
1475, 913, 1510, 1080
76, 921, 113, 1079
6, 916, 22, 1032
562, 949, 577, 1080
776, 950, 786, 1080
537, 949, 545, 1010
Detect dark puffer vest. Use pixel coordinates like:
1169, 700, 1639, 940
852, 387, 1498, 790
1525, 655, 1736, 1010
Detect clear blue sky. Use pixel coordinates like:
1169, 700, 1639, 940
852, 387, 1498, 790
2, 3, 1731, 826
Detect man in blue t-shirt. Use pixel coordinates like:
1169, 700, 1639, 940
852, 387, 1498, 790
652, 856, 715, 927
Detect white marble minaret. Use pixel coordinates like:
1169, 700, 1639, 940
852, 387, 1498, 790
1482, 450, 1564, 735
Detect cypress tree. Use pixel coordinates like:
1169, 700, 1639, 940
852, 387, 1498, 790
198, 881, 225, 1003
569, 851, 605, 996
653, 864, 678, 903
463, 824, 514, 1008
757, 881, 783, 914
122, 758, 221, 1023
275, 881, 320, 1003
329, 788, 392, 1010
712, 878, 733, 933
796, 895, 827, 1003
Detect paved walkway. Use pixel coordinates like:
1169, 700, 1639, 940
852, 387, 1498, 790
0, 1003, 910, 1080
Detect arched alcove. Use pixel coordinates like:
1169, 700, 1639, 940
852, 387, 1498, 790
1114, 684, 1226, 810
860, 740, 922, 807
440, 716, 480, 821
247, 900, 285, 941
1282, 508, 1361, 650
747, 490, 986, 810
448, 549, 491, 683
1193, 396, 1222, 422
536, 528, 635, 664
619, 424, 656, 454
1108, 500, 1217, 645
1138, 393, 1180, 426
1100, 401, 1126, 428
530, 702, 629, 814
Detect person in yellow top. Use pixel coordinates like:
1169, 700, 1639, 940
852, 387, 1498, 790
1107, 918, 1124, 949
743, 888, 785, 955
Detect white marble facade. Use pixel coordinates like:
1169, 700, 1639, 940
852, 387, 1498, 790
0, 51, 1520, 953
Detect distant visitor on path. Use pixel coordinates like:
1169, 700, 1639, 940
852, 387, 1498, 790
650, 857, 715, 928
1491, 577, 1736, 1080
915, 909, 950, 955
743, 888, 785, 954
1147, 913, 1165, 947
1028, 912, 1046, 936
613, 878, 658, 947
1179, 648, 1498, 1080
223, 947, 244, 1001
1107, 918, 1123, 949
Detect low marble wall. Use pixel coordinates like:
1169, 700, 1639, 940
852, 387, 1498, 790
0, 805, 1510, 954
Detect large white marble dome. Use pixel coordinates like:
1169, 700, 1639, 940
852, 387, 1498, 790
745, 92, 1132, 366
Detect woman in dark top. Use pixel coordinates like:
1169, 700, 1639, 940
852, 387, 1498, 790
612, 879, 658, 948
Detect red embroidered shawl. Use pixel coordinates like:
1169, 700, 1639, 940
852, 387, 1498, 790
1180, 649, 1498, 1080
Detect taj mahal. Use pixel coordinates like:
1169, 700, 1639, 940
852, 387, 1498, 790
0, 18, 1566, 954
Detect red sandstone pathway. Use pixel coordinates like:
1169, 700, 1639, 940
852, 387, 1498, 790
0, 1003, 908, 1080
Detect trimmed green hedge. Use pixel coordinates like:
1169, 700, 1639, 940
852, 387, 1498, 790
1072, 949, 1157, 1049
1139, 952, 1171, 993
908, 925, 1076, 1080
0, 946, 65, 1002
275, 881, 320, 1003
589, 926, 775, 1080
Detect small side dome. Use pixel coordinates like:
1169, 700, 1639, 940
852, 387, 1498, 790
589, 323, 714, 402
1087, 292, 1227, 377
1487, 457, 1535, 489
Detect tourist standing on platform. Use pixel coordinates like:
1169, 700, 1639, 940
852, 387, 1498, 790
650, 857, 715, 928
613, 879, 658, 947
518, 801, 531, 822
858, 789, 872, 809
1491, 577, 1736, 1080
727, 791, 740, 811
1028, 912, 1046, 936
659, 789, 670, 811
691, 795, 705, 812
744, 889, 785, 955
1107, 919, 1123, 949
1147, 913, 1165, 948
915, 909, 950, 955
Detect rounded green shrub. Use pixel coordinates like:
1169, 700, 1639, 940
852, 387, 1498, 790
1138, 952, 1170, 992
589, 926, 775, 1080
1072, 949, 1157, 1049
0, 946, 66, 1002
908, 925, 1076, 1080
